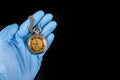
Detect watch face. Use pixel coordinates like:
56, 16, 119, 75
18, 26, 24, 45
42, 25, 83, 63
27, 34, 47, 54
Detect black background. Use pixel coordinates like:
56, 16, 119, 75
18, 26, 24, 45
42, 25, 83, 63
0, 0, 70, 80
0, 1, 113, 79
0, 0, 100, 79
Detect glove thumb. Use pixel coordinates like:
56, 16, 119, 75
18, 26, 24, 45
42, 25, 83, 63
0, 23, 18, 42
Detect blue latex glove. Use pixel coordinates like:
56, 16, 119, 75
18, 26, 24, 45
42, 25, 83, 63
0, 10, 57, 80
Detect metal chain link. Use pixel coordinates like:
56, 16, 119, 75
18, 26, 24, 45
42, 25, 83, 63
28, 16, 42, 34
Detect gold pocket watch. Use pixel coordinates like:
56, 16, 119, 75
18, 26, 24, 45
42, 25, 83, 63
27, 16, 47, 54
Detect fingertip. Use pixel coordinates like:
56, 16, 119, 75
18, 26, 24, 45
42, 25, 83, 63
8, 23, 18, 34
7, 23, 18, 31
47, 33, 55, 39
47, 33, 55, 45
33, 10, 45, 16
12, 23, 18, 27
37, 10, 45, 15
46, 13, 53, 18
0, 23, 18, 41
38, 10, 44, 13
32, 10, 45, 24
51, 21, 57, 27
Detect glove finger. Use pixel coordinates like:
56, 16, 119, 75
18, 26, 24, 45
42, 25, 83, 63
0, 23, 18, 42
37, 13, 53, 29
16, 10, 44, 38
38, 33, 54, 58
41, 21, 57, 37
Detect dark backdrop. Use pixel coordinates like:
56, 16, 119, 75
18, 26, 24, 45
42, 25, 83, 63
0, 1, 111, 79
0, 0, 69, 80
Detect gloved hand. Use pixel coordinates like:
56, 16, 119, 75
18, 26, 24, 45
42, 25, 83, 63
0, 10, 57, 80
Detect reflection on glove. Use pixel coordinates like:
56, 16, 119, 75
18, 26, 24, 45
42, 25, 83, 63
0, 10, 57, 80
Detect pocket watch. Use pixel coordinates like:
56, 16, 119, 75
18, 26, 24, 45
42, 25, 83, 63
27, 16, 47, 54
